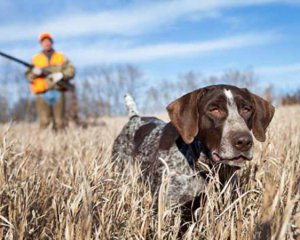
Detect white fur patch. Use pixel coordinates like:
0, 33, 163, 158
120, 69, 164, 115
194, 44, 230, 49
124, 94, 139, 117
224, 89, 238, 117
224, 89, 234, 104
224, 89, 233, 101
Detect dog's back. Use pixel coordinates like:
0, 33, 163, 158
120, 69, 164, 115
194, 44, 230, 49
112, 94, 206, 204
112, 94, 165, 165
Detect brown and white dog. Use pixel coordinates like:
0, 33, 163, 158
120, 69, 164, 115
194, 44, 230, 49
112, 85, 275, 206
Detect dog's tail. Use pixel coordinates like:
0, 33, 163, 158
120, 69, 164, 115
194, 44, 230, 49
124, 94, 139, 117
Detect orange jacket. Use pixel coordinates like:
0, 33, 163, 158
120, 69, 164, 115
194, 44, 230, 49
30, 52, 65, 94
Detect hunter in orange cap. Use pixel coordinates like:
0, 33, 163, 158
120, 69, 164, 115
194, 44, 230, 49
25, 32, 75, 130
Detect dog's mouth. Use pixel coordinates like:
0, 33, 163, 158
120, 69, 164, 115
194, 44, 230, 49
211, 152, 252, 166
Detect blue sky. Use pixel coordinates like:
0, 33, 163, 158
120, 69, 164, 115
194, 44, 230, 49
1, 0, 300, 94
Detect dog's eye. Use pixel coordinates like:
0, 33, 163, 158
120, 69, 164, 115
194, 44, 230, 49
242, 106, 252, 113
209, 107, 219, 113
208, 107, 225, 117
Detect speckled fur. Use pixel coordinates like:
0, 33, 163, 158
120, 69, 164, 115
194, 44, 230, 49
112, 115, 207, 206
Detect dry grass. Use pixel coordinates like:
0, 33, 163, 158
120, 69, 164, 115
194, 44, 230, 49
0, 106, 299, 239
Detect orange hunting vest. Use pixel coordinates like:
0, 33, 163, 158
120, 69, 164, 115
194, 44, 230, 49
30, 51, 65, 94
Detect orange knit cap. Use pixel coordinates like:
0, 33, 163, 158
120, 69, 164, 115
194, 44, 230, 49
39, 32, 53, 42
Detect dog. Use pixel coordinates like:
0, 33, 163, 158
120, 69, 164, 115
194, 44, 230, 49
112, 85, 275, 206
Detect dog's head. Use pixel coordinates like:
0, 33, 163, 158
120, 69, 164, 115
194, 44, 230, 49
167, 85, 275, 167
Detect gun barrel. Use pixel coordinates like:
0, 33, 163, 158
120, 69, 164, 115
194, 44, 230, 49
0, 51, 33, 68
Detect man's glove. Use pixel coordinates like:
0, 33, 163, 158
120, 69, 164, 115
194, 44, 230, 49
31, 67, 43, 76
46, 72, 64, 89
48, 72, 64, 83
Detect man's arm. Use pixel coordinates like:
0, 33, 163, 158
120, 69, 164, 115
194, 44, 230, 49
61, 58, 75, 81
25, 67, 36, 82
25, 62, 43, 82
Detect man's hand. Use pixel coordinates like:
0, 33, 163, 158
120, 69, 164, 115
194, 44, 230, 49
48, 72, 64, 83
31, 67, 43, 76
46, 72, 64, 89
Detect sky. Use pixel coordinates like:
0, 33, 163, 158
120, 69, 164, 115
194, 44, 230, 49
0, 0, 300, 94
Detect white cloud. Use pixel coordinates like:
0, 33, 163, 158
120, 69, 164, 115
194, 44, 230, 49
5, 32, 276, 65
67, 32, 276, 65
256, 63, 300, 75
0, 0, 298, 43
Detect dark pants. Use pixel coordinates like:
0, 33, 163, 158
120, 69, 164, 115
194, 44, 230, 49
36, 92, 65, 130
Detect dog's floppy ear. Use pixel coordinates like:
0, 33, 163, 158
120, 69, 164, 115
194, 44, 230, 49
167, 88, 206, 144
251, 93, 275, 142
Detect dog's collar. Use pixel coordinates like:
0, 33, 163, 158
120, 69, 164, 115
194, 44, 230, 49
160, 123, 212, 170
175, 137, 212, 169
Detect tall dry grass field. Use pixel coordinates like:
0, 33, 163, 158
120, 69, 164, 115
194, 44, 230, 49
0, 106, 299, 239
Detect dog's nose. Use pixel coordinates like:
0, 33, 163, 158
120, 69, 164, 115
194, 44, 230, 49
232, 132, 253, 152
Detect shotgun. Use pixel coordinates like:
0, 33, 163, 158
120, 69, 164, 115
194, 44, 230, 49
0, 51, 75, 91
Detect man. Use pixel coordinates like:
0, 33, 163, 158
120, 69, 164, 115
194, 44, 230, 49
25, 33, 75, 130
